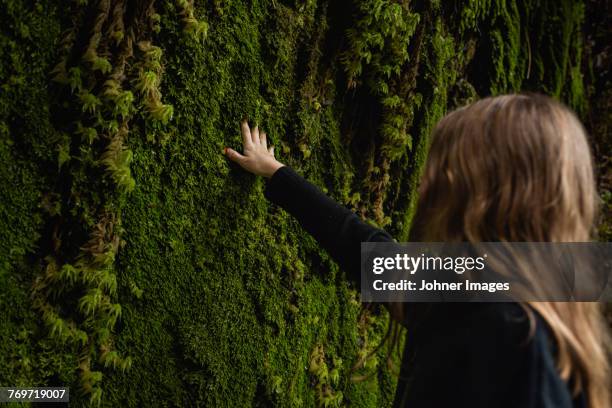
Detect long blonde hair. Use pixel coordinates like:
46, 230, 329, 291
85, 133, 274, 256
403, 93, 611, 407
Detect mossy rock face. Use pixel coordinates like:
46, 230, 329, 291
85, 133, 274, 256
0, 0, 595, 406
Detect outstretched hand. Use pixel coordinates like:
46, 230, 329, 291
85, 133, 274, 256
224, 121, 284, 178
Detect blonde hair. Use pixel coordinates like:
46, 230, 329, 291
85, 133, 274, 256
403, 93, 611, 407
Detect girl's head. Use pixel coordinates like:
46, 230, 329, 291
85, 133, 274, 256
411, 93, 597, 242
408, 94, 611, 407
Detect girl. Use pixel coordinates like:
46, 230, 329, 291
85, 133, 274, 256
224, 94, 611, 407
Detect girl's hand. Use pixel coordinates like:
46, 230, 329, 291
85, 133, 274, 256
224, 121, 284, 178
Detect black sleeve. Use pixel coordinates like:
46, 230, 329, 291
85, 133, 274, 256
264, 166, 393, 286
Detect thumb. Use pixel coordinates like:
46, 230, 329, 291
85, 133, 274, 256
225, 147, 247, 165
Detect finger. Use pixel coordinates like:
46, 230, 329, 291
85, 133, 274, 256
241, 121, 252, 147
252, 125, 260, 145
268, 146, 275, 157
261, 132, 267, 149
225, 147, 247, 165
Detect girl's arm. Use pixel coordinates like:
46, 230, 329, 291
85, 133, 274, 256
225, 121, 393, 286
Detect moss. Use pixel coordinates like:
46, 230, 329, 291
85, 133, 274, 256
0, 0, 78, 390
582, 1, 612, 243
0, 0, 598, 406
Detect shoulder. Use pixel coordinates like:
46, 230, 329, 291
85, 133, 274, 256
401, 303, 577, 407
461, 303, 577, 407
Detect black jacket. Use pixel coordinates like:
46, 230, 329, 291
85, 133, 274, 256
264, 166, 583, 408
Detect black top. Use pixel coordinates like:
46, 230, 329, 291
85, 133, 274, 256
264, 166, 584, 408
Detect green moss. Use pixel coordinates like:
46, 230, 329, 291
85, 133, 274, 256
0, 0, 598, 406
0, 0, 77, 389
